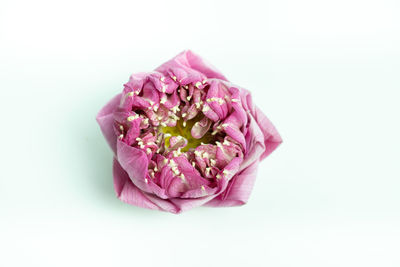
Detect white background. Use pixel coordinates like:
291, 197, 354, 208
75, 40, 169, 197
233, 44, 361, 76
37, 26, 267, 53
1, 0, 399, 266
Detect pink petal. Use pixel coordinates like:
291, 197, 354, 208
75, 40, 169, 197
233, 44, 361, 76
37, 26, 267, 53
155, 50, 228, 81
191, 117, 212, 139
116, 140, 166, 198
204, 160, 259, 207
96, 94, 121, 154
253, 106, 283, 160
113, 158, 162, 211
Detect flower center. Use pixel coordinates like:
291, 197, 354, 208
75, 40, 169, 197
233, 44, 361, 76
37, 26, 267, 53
160, 115, 215, 152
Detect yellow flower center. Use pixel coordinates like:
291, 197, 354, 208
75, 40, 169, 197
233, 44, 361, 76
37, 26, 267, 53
161, 116, 215, 152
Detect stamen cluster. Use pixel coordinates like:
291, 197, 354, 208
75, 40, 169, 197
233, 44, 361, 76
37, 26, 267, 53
114, 73, 244, 195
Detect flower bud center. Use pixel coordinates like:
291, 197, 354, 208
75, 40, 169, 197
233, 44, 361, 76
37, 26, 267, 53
161, 115, 215, 152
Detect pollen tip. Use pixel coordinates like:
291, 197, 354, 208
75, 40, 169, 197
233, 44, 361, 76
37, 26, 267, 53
127, 115, 138, 121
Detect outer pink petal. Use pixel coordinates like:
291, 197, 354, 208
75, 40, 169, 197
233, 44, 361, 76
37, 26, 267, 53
170, 195, 218, 213
117, 140, 167, 198
253, 106, 282, 161
113, 158, 162, 211
155, 50, 228, 81
96, 94, 121, 154
114, 159, 216, 214
204, 160, 259, 207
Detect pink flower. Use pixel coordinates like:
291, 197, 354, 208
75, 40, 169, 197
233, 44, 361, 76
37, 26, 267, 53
96, 50, 282, 213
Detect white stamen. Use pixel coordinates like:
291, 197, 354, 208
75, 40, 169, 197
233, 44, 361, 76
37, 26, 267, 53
171, 105, 180, 113
118, 134, 124, 140
201, 185, 206, 191
202, 79, 207, 84
216, 174, 222, 179
183, 121, 186, 127
160, 97, 167, 104
172, 166, 180, 175
202, 105, 210, 112
160, 77, 165, 82
172, 76, 177, 81
168, 159, 177, 168
206, 97, 224, 104
210, 159, 216, 166
186, 96, 191, 101
127, 114, 139, 121
144, 178, 149, 184
119, 125, 124, 131
161, 122, 167, 127
216, 141, 223, 148
231, 98, 239, 102
182, 113, 187, 118
179, 173, 185, 181
127, 92, 134, 97
173, 150, 181, 157
223, 169, 230, 176
195, 81, 202, 88
162, 84, 167, 93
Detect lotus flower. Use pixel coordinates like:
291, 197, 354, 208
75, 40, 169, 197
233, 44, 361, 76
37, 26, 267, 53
96, 50, 282, 213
